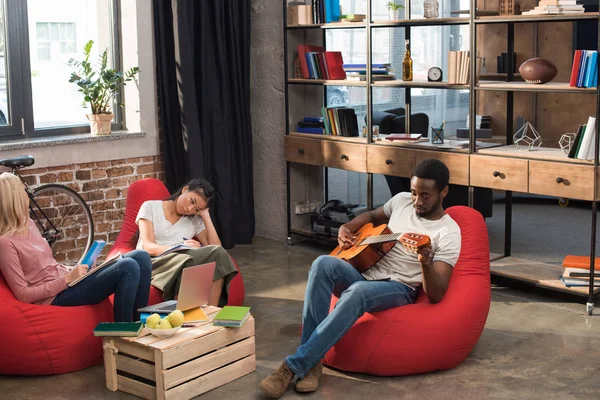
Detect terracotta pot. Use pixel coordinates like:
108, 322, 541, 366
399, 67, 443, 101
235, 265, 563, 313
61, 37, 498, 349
86, 113, 113, 136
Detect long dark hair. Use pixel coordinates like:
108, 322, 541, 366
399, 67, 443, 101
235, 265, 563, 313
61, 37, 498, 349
167, 178, 215, 207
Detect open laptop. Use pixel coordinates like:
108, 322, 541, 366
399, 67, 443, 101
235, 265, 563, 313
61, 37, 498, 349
137, 262, 216, 313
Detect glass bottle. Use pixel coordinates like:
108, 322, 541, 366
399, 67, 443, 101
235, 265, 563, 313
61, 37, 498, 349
402, 40, 413, 81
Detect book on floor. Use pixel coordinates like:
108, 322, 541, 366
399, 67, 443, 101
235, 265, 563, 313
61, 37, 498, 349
93, 322, 143, 337
68, 252, 123, 287
213, 306, 251, 328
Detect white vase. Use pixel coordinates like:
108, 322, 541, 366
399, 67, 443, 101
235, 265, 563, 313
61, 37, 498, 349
389, 9, 400, 20
87, 113, 113, 136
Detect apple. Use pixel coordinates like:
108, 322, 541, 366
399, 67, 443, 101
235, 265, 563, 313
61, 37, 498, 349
145, 313, 162, 329
156, 318, 173, 330
167, 310, 184, 327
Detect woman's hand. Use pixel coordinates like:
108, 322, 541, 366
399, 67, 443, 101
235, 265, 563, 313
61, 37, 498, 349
338, 225, 357, 250
198, 207, 211, 221
65, 264, 88, 284
183, 239, 202, 248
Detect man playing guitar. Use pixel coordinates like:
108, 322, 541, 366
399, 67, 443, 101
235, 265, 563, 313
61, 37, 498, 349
260, 158, 462, 398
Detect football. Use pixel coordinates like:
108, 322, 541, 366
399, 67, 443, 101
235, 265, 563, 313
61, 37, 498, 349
519, 58, 558, 84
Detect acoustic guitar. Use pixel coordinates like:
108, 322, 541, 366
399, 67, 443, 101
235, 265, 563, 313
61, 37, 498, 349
330, 223, 431, 273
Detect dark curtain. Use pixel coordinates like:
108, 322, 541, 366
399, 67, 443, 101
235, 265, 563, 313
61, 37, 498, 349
153, 0, 255, 248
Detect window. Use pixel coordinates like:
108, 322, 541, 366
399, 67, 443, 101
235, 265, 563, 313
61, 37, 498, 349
0, 0, 120, 140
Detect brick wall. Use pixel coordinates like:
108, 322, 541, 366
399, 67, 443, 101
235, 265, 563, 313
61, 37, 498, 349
21, 156, 165, 264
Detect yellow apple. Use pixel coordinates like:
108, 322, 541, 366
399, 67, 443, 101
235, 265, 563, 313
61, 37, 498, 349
145, 313, 162, 329
156, 318, 172, 330
167, 310, 184, 327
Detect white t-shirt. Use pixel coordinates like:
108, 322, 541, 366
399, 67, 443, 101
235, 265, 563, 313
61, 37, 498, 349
135, 200, 206, 250
362, 192, 462, 288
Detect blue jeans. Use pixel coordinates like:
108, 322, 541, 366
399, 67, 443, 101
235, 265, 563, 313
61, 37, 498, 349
52, 250, 152, 322
285, 255, 417, 378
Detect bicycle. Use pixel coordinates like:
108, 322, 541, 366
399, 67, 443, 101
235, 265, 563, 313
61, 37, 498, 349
0, 155, 95, 263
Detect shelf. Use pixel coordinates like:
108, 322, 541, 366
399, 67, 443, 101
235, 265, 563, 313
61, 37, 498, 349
372, 80, 469, 89
286, 22, 366, 30
476, 81, 597, 93
371, 17, 469, 27
288, 79, 367, 87
479, 73, 523, 81
475, 12, 599, 24
477, 145, 595, 165
289, 132, 367, 143
372, 138, 470, 153
491, 256, 599, 297
289, 228, 337, 243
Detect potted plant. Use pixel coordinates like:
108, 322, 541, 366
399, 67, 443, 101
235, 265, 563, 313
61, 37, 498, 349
386, 1, 404, 21
68, 40, 139, 135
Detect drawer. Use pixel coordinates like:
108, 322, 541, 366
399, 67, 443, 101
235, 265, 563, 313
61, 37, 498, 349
323, 141, 367, 172
470, 155, 528, 192
367, 146, 415, 177
529, 161, 595, 201
284, 136, 324, 166
416, 151, 469, 185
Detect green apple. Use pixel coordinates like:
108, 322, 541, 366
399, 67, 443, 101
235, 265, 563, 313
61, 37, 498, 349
167, 310, 184, 327
156, 318, 172, 330
145, 313, 162, 329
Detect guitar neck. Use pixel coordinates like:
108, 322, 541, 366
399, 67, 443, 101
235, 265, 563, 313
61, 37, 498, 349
361, 232, 402, 245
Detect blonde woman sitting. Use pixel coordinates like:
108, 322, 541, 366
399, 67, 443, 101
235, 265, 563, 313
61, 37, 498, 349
0, 173, 152, 322
136, 178, 238, 306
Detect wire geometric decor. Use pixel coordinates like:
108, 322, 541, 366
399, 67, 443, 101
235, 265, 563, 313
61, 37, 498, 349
513, 122, 542, 151
559, 133, 577, 155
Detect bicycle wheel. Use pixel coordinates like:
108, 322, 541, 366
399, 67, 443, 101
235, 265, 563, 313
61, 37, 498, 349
30, 184, 94, 264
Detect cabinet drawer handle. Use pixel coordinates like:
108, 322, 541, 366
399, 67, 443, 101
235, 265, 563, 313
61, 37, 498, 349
341, 154, 349, 161
492, 171, 501, 177
386, 159, 393, 165
556, 177, 564, 184
298, 148, 305, 154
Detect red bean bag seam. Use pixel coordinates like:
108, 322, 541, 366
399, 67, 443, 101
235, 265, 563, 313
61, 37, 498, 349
13, 303, 56, 373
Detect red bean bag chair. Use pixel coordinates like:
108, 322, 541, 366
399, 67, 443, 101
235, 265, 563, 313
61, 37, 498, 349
323, 206, 490, 376
0, 274, 113, 375
107, 178, 245, 306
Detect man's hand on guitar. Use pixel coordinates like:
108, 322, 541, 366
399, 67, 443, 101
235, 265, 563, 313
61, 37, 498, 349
338, 225, 358, 250
416, 243, 434, 267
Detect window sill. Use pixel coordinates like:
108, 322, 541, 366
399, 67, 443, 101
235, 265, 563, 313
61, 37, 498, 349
0, 130, 146, 151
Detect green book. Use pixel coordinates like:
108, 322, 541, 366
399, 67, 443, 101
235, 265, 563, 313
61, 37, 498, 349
213, 306, 251, 328
93, 322, 143, 337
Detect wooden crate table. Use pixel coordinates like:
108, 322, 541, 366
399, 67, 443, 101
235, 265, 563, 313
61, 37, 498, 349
102, 306, 256, 400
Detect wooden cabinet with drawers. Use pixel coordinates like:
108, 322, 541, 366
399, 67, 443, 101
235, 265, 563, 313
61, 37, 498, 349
322, 141, 367, 172
528, 161, 595, 201
366, 146, 415, 177
416, 151, 470, 186
470, 155, 528, 192
284, 136, 324, 166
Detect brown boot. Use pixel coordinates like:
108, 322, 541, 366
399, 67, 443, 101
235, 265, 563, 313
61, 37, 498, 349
259, 361, 295, 399
295, 362, 323, 393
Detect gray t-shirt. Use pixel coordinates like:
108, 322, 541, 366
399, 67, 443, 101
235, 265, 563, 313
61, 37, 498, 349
362, 192, 462, 289
135, 200, 206, 250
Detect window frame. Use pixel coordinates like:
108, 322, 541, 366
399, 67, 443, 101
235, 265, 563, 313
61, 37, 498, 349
0, 0, 122, 142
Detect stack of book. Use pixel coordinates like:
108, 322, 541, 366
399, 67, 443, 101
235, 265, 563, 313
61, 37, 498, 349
343, 63, 395, 81
320, 107, 359, 136
307, 0, 341, 24
448, 51, 473, 84
567, 116, 597, 160
297, 45, 346, 80
560, 255, 600, 288
522, 0, 584, 15
296, 117, 326, 134
569, 50, 598, 88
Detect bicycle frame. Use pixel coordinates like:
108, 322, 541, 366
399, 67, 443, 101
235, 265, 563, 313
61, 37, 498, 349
12, 168, 62, 245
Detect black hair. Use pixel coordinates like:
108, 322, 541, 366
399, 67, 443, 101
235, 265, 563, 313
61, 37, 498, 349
168, 178, 215, 207
411, 158, 450, 191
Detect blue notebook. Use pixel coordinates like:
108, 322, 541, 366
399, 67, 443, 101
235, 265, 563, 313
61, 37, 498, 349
81, 240, 106, 269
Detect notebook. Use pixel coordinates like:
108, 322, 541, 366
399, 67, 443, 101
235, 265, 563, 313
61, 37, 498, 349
93, 322, 143, 337
68, 252, 123, 287
213, 306, 251, 328
156, 244, 192, 258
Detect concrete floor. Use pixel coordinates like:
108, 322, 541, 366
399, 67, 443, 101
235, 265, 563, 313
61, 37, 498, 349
3, 231, 600, 399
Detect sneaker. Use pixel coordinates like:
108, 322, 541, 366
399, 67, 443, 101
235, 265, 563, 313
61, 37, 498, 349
295, 362, 323, 393
259, 361, 295, 399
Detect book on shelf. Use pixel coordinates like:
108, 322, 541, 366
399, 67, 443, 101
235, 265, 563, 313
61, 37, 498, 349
296, 45, 346, 80
68, 252, 123, 287
559, 276, 600, 287
574, 116, 596, 161
563, 255, 600, 270
522, 0, 584, 15
448, 51, 477, 84
569, 50, 598, 88
317, 107, 359, 137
